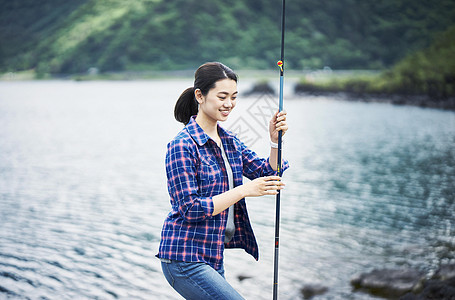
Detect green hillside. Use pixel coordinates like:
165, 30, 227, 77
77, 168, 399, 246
294, 25, 455, 109
1, 0, 455, 75
384, 25, 455, 99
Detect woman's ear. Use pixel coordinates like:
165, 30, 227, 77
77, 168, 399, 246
194, 89, 204, 104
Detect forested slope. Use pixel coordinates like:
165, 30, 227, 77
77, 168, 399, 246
1, 0, 455, 74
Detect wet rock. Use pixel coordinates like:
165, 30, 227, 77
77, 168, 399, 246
401, 264, 455, 300
244, 81, 275, 96
237, 274, 252, 282
351, 268, 424, 298
400, 277, 455, 300
300, 284, 328, 299
434, 264, 455, 281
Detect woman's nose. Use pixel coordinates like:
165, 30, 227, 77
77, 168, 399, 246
223, 99, 233, 107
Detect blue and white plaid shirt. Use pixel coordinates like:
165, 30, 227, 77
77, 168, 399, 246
157, 116, 289, 270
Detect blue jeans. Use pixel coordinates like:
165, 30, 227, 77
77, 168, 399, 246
161, 259, 245, 299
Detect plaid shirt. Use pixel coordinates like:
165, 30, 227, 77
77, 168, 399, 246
157, 116, 289, 270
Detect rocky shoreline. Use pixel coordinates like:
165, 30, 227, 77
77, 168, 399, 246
350, 264, 455, 299
292, 264, 455, 299
234, 264, 455, 299
295, 90, 455, 111
244, 81, 455, 111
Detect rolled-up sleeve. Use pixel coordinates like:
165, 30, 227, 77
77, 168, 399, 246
165, 140, 214, 222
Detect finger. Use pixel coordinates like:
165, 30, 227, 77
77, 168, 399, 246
277, 111, 287, 119
273, 110, 280, 120
266, 181, 275, 188
266, 188, 283, 193
276, 125, 288, 132
275, 121, 287, 128
265, 179, 284, 185
276, 121, 288, 128
264, 189, 279, 195
264, 176, 282, 181
262, 188, 280, 195
276, 118, 286, 125
276, 114, 287, 122
264, 182, 285, 190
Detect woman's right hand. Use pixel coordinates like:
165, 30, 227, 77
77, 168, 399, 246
241, 176, 285, 197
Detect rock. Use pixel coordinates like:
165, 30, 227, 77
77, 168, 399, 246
244, 81, 275, 96
300, 284, 328, 299
237, 274, 252, 282
434, 264, 455, 281
351, 268, 425, 298
418, 277, 455, 300
401, 264, 455, 300
400, 277, 455, 300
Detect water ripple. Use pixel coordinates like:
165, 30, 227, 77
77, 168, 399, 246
1, 82, 454, 299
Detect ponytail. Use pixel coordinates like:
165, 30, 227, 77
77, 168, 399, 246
174, 87, 198, 125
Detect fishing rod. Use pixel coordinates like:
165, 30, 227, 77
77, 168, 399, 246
273, 0, 285, 299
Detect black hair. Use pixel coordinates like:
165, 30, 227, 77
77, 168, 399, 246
174, 62, 238, 125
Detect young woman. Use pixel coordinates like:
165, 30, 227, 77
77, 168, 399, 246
157, 62, 289, 299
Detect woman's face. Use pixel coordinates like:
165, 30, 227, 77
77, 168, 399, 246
196, 78, 238, 123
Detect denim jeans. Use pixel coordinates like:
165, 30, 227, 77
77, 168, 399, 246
161, 259, 245, 300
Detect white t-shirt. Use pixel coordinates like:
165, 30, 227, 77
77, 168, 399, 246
220, 143, 235, 243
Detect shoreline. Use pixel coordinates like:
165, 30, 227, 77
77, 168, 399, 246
2, 70, 454, 111
295, 91, 455, 111
0, 69, 303, 82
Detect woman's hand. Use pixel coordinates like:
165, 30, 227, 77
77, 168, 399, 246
241, 176, 285, 197
212, 176, 285, 215
269, 111, 288, 143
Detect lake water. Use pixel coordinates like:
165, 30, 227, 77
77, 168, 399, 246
0, 80, 454, 299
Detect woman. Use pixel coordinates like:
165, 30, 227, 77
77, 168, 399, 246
157, 62, 289, 299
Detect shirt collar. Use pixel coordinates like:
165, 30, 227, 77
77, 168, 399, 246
186, 115, 235, 146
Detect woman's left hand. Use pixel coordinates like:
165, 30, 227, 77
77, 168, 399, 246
269, 110, 288, 143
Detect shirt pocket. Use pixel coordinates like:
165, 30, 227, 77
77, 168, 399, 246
197, 156, 222, 195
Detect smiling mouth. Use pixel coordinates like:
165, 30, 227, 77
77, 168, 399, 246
220, 109, 231, 116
